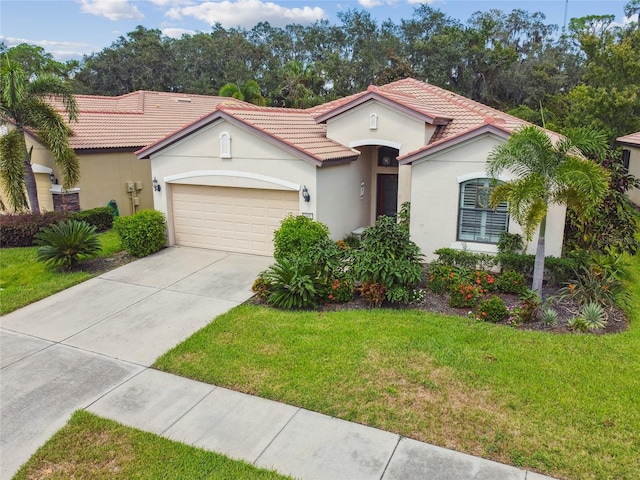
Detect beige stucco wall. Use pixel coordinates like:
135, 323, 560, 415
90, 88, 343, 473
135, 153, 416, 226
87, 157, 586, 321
76, 152, 153, 216
148, 120, 317, 246
325, 101, 435, 158
0, 128, 152, 215
409, 134, 565, 262
626, 146, 640, 206
316, 151, 371, 239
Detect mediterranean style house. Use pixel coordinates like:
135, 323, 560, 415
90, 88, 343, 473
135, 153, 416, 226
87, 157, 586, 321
3, 91, 247, 215
136, 78, 566, 260
618, 131, 640, 206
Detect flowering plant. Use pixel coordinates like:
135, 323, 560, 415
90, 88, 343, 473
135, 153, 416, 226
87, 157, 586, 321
326, 278, 354, 303
449, 282, 482, 308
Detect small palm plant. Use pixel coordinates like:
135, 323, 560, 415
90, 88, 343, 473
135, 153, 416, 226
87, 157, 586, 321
35, 220, 101, 269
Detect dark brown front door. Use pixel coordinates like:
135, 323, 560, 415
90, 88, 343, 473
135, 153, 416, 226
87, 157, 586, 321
377, 174, 398, 218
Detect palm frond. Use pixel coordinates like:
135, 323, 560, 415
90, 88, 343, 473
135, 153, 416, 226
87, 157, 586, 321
26, 74, 78, 121
554, 156, 610, 218
22, 98, 80, 189
0, 128, 28, 211
0, 59, 27, 112
563, 127, 608, 161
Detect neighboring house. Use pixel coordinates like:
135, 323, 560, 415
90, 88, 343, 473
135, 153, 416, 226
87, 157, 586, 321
137, 78, 567, 260
617, 131, 640, 206
3, 91, 247, 214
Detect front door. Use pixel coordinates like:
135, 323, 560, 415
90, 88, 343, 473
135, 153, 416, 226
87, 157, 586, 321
376, 174, 398, 218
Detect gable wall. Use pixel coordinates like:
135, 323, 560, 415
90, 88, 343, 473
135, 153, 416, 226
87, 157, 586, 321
409, 135, 565, 262
149, 120, 317, 243
324, 102, 436, 156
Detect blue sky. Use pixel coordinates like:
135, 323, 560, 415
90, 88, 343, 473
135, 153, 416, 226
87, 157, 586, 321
0, 0, 633, 61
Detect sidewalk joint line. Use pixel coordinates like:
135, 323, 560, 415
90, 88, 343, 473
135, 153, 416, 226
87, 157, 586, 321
380, 435, 402, 480
252, 406, 302, 465
158, 384, 219, 437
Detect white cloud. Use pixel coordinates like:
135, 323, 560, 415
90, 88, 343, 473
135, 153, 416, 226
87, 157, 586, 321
170, 0, 327, 28
78, 0, 144, 21
0, 35, 95, 60
162, 27, 197, 38
359, 0, 383, 7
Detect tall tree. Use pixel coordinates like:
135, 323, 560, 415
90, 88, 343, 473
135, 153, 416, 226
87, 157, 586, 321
0, 59, 79, 212
487, 126, 609, 298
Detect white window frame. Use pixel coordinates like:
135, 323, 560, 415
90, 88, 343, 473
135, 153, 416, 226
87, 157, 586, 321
457, 178, 509, 244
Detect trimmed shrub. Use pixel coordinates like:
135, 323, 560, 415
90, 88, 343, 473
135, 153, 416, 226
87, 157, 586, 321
497, 252, 535, 278
273, 215, 331, 263
0, 211, 66, 247
433, 248, 495, 270
472, 270, 496, 293
545, 256, 581, 287
495, 270, 527, 294
68, 207, 113, 232
113, 209, 166, 257
476, 296, 508, 323
251, 271, 272, 300
34, 220, 101, 269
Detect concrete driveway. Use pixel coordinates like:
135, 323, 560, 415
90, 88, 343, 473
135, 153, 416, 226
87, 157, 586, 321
0, 247, 272, 479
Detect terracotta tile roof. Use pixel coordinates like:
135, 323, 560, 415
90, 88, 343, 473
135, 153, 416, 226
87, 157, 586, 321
137, 103, 359, 164
618, 131, 640, 146
49, 91, 249, 150
221, 105, 358, 162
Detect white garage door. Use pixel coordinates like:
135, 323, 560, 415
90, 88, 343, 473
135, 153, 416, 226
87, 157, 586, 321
171, 184, 298, 255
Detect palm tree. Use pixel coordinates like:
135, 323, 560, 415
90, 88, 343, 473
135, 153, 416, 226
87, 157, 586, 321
218, 80, 266, 106
0, 58, 79, 212
487, 126, 609, 299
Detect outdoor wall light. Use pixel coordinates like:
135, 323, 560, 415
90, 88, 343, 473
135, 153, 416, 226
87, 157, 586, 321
153, 177, 161, 192
49, 172, 58, 185
301, 185, 310, 202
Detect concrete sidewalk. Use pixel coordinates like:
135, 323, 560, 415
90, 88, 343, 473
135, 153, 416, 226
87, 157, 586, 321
1, 247, 554, 480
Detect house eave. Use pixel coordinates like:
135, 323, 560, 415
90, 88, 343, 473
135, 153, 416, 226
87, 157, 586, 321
398, 124, 511, 165
314, 91, 451, 126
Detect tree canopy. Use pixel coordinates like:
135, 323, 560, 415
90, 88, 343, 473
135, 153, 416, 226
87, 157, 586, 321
3, 2, 638, 148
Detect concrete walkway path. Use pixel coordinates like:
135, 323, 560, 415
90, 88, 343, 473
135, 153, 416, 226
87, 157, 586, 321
1, 247, 553, 480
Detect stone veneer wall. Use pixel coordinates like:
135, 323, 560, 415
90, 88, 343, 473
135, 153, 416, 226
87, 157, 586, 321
51, 189, 81, 213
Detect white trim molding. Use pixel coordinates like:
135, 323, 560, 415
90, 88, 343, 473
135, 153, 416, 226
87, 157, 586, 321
457, 171, 512, 184
163, 170, 300, 191
349, 138, 401, 150
32, 163, 53, 174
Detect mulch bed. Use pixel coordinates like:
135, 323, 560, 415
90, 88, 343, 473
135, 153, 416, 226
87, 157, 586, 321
68, 251, 136, 275
251, 284, 629, 335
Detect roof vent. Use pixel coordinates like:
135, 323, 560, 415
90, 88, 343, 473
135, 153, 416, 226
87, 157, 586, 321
176, 98, 192, 103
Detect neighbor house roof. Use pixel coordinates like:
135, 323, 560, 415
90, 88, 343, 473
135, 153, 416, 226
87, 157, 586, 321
618, 132, 640, 147
48, 91, 248, 151
136, 103, 359, 165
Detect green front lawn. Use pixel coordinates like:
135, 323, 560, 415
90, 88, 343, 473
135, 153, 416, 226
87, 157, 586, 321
154, 255, 640, 480
0, 230, 123, 315
13, 410, 292, 480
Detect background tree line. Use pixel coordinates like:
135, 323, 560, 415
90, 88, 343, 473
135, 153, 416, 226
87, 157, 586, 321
2, 2, 639, 143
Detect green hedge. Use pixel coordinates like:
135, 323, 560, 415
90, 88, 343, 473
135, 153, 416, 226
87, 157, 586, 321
68, 207, 113, 232
114, 209, 167, 257
0, 212, 66, 247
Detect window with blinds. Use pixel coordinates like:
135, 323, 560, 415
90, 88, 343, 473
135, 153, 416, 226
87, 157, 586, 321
458, 179, 508, 244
